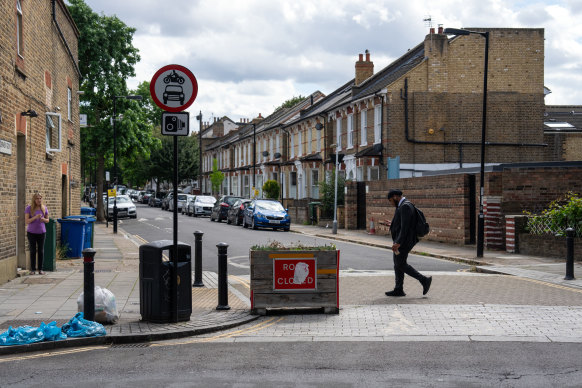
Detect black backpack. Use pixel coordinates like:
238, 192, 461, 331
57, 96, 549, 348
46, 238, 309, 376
410, 202, 430, 237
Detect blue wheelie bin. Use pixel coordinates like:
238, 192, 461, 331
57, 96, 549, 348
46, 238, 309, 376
81, 207, 96, 216
57, 218, 87, 258
63, 215, 96, 249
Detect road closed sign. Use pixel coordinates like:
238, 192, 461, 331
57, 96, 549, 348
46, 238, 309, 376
273, 258, 317, 291
150, 64, 198, 112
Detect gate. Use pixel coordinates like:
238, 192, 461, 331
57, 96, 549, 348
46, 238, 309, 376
356, 182, 366, 229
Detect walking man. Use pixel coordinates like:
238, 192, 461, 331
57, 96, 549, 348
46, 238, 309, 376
385, 189, 432, 297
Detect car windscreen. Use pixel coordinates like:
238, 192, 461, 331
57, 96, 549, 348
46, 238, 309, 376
177, 194, 187, 200
225, 197, 241, 205
197, 196, 216, 204
115, 196, 132, 204
255, 201, 284, 212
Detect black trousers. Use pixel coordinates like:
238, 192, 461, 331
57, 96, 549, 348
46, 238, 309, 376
393, 250, 425, 290
27, 232, 46, 272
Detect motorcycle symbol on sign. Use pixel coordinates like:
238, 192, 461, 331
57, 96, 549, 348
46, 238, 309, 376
163, 70, 185, 84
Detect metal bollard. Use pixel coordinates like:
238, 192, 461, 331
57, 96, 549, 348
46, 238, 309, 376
216, 242, 230, 310
565, 228, 575, 280
193, 231, 204, 287
82, 248, 96, 321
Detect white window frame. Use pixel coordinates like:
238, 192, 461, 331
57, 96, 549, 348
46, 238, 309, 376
360, 109, 367, 146
308, 128, 313, 154
316, 127, 321, 152
368, 166, 380, 181
46, 112, 62, 153
347, 114, 354, 149
16, 0, 23, 57
374, 105, 381, 144
290, 133, 295, 158
298, 130, 302, 156
336, 118, 342, 151
311, 169, 319, 199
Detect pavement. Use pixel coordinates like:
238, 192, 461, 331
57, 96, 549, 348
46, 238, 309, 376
1, 220, 581, 355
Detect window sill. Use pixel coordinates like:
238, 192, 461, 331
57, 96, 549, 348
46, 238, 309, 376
45, 152, 54, 160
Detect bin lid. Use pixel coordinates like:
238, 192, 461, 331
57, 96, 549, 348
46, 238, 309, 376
57, 218, 87, 224
63, 215, 96, 222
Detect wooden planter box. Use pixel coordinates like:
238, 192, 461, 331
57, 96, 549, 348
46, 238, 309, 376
250, 249, 340, 315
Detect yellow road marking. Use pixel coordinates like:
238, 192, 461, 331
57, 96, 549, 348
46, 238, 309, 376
134, 234, 149, 244
229, 274, 250, 289
516, 276, 582, 293
151, 316, 285, 347
0, 345, 108, 364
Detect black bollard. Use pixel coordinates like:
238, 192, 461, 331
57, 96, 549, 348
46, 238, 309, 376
216, 242, 230, 310
565, 228, 575, 280
82, 248, 96, 321
193, 231, 204, 287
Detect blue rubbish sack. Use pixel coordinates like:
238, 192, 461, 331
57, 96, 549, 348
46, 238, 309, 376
40, 321, 67, 341
61, 312, 106, 338
0, 325, 44, 345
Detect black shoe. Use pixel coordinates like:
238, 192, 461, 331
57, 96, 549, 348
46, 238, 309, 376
385, 289, 406, 297
422, 276, 432, 295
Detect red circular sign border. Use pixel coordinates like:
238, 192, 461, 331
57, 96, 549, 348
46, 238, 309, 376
150, 64, 198, 112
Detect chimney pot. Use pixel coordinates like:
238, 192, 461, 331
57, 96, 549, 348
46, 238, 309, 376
438, 26, 443, 34
359, 53, 363, 61
430, 27, 435, 34
365, 51, 370, 62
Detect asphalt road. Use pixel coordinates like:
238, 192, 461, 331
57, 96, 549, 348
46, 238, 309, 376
118, 204, 470, 275
1, 341, 581, 387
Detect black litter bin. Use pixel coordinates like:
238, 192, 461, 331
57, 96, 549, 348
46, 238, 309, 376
139, 240, 192, 323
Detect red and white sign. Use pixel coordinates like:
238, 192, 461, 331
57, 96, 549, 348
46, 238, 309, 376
150, 64, 198, 112
273, 258, 317, 291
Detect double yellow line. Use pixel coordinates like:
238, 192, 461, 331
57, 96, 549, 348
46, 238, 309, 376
151, 316, 285, 347
0, 345, 108, 364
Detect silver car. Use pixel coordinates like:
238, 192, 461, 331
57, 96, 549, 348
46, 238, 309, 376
187, 195, 216, 217
168, 193, 190, 212
107, 195, 137, 219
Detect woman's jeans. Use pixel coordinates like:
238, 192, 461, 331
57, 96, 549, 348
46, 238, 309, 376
27, 232, 46, 272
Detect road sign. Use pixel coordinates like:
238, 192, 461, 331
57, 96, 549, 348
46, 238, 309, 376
150, 64, 198, 112
108, 188, 116, 197
161, 112, 189, 136
273, 258, 317, 291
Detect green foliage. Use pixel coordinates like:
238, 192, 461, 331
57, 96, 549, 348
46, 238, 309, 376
210, 159, 224, 195
263, 180, 280, 200
318, 170, 345, 219
274, 96, 306, 112
251, 240, 336, 251
525, 192, 582, 237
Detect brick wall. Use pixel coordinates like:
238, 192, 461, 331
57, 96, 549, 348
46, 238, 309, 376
0, 0, 80, 283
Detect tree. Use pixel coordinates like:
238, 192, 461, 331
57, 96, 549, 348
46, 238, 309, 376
69, 0, 157, 221
274, 96, 305, 112
263, 180, 280, 200
209, 159, 224, 196
318, 170, 345, 219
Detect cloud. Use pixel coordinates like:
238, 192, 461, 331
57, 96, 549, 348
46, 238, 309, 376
82, 0, 582, 116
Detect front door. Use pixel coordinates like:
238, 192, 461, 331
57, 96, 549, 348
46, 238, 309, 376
356, 181, 366, 229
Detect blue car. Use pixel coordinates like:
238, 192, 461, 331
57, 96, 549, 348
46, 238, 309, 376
242, 199, 291, 231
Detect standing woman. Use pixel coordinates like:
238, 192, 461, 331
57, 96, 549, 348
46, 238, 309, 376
25, 193, 49, 275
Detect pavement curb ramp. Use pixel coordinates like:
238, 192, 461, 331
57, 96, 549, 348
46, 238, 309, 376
0, 311, 259, 356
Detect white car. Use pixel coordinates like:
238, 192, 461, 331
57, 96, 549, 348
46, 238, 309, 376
188, 195, 217, 217
181, 194, 196, 215
168, 193, 190, 212
107, 195, 137, 219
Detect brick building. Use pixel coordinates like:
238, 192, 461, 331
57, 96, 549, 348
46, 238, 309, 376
0, 0, 81, 284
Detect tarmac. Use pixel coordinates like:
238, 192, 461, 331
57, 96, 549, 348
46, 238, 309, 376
1, 220, 581, 355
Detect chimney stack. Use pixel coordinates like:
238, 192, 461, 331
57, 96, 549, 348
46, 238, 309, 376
355, 49, 374, 86
430, 27, 435, 34
438, 26, 443, 34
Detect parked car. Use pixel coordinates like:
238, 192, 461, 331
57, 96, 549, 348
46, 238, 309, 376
141, 191, 154, 204
210, 195, 242, 222
242, 199, 290, 231
137, 191, 146, 203
187, 195, 216, 217
182, 195, 196, 215
168, 193, 190, 212
161, 192, 173, 210
226, 199, 252, 225
148, 191, 166, 207
128, 189, 140, 201
107, 195, 137, 220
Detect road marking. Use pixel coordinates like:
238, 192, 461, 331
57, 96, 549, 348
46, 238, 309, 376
0, 345, 108, 363
517, 276, 582, 294
229, 274, 250, 289
228, 255, 250, 269
150, 317, 285, 347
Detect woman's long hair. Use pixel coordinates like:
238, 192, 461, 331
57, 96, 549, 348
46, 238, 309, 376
29, 193, 45, 215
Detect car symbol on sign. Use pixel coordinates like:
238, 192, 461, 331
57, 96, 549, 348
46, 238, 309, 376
163, 85, 185, 105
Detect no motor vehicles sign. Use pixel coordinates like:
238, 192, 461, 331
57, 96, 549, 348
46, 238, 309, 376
150, 64, 198, 112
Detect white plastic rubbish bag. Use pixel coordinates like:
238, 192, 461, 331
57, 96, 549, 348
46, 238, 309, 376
77, 286, 119, 324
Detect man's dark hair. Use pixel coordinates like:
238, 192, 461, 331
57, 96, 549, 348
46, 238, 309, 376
387, 189, 403, 199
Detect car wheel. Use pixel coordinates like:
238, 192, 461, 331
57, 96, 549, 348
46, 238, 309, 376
242, 217, 247, 228
226, 216, 232, 224
252, 218, 257, 230
236, 217, 241, 226
284, 227, 290, 232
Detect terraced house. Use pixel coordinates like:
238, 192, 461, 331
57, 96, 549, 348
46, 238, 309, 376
202, 26, 548, 228
0, 0, 81, 284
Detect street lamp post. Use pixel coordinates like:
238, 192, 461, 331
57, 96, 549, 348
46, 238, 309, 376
112, 94, 142, 234
329, 143, 339, 235
444, 28, 489, 257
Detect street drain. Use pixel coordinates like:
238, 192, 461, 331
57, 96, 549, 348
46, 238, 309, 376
110, 343, 150, 349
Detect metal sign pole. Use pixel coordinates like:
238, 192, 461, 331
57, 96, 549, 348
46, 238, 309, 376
173, 135, 179, 323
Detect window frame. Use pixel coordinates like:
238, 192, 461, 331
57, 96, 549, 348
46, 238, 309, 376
67, 87, 72, 121
347, 114, 354, 149
46, 112, 62, 153
16, 0, 24, 58
360, 109, 367, 146
336, 117, 342, 151
374, 105, 381, 144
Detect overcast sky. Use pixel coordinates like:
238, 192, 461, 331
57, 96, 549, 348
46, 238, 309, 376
83, 0, 582, 123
